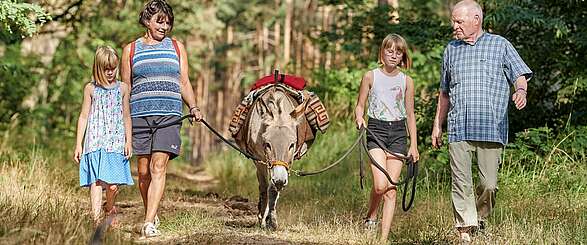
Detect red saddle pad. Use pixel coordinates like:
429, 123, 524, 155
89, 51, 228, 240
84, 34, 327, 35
251, 73, 306, 91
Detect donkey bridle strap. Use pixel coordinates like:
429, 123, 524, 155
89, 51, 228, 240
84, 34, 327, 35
270, 160, 290, 170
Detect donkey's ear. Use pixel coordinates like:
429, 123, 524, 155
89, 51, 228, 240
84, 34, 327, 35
258, 99, 274, 119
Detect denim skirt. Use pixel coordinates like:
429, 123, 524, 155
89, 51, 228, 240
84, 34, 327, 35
366, 117, 407, 155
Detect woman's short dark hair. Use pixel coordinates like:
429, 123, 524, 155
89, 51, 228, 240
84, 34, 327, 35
139, 0, 174, 30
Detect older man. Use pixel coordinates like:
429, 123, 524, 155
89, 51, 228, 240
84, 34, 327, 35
431, 0, 532, 242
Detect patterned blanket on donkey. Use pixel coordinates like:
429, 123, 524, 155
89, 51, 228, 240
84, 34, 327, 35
229, 73, 329, 160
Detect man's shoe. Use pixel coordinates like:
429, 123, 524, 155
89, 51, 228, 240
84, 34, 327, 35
459, 231, 472, 244
458, 226, 473, 244
478, 220, 486, 231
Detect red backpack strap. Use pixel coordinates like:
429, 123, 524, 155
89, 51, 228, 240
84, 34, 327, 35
129, 40, 136, 75
171, 38, 181, 64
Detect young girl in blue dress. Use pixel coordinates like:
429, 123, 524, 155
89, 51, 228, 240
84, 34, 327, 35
73, 46, 134, 226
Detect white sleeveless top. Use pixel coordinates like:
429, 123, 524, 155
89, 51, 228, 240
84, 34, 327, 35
367, 68, 407, 121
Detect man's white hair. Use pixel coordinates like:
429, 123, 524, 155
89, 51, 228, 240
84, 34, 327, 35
453, 0, 484, 21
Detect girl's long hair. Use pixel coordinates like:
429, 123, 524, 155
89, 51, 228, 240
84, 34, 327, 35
378, 34, 412, 69
92, 46, 119, 87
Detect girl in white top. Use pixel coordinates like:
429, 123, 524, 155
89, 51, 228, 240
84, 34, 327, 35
354, 34, 419, 242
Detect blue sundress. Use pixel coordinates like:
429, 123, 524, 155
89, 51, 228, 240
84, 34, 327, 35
79, 81, 134, 187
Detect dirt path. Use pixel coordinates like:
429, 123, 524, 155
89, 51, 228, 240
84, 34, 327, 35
104, 165, 305, 244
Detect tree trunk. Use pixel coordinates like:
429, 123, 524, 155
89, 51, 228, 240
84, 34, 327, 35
322, 6, 332, 69
257, 21, 264, 77
283, 0, 293, 69
263, 24, 270, 75
274, 0, 281, 70
295, 29, 302, 74
190, 41, 213, 166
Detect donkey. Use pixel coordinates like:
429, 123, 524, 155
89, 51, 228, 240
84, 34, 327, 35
244, 86, 307, 230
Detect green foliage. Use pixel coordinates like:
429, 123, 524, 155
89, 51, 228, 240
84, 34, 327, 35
0, 1, 50, 131
509, 126, 587, 162
316, 0, 587, 170
481, 0, 587, 130
0, 0, 50, 42
0, 44, 44, 130
311, 66, 364, 119
318, 0, 451, 68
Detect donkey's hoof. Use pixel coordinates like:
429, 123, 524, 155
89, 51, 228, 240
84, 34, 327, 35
258, 218, 266, 229
265, 216, 278, 231
265, 222, 277, 231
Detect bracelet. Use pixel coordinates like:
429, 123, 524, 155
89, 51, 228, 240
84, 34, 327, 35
515, 88, 526, 93
189, 106, 200, 112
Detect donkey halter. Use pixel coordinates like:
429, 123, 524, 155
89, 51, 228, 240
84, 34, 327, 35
268, 160, 290, 170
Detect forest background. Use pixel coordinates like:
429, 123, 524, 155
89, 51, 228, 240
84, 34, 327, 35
1, 0, 587, 244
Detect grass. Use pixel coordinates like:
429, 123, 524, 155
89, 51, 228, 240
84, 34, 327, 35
0, 143, 126, 244
204, 121, 587, 244
0, 122, 586, 244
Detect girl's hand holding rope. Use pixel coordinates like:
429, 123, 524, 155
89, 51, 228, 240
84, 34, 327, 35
408, 145, 419, 162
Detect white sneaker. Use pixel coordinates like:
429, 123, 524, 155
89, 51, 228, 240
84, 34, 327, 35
141, 222, 160, 238
363, 219, 378, 230
154, 215, 160, 228
459, 231, 472, 244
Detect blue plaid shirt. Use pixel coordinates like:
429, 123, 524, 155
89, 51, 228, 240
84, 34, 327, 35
440, 32, 532, 145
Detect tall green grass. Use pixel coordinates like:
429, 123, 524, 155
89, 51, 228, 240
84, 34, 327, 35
204, 122, 587, 243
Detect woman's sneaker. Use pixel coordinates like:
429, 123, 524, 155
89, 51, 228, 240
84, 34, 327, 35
154, 215, 160, 228
141, 222, 160, 238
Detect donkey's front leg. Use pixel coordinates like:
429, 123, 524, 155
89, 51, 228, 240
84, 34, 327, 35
265, 183, 280, 230
255, 162, 269, 228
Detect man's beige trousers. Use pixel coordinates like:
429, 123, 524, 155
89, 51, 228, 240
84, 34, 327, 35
449, 141, 503, 228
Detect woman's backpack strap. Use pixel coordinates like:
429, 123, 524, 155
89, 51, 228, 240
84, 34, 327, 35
171, 38, 180, 63
129, 41, 136, 75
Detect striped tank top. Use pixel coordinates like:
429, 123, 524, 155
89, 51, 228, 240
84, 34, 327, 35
367, 68, 407, 121
130, 37, 182, 117
83, 81, 125, 154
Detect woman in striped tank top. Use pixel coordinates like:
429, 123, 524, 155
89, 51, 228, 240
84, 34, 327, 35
120, 0, 202, 238
354, 34, 420, 242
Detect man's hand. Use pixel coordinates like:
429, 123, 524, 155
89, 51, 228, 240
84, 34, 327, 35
431, 125, 443, 149
512, 89, 527, 110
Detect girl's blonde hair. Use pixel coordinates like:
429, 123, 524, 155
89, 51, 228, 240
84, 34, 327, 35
92, 46, 119, 87
378, 34, 412, 69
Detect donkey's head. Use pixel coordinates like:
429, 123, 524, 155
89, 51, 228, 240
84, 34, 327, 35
256, 88, 305, 190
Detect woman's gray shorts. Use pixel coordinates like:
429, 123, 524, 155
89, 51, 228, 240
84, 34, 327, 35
132, 115, 182, 160
366, 117, 407, 155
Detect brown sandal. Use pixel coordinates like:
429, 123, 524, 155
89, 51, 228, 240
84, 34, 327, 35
102, 205, 120, 228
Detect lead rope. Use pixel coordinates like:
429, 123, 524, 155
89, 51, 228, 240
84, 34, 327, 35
132, 115, 262, 162
295, 126, 418, 211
